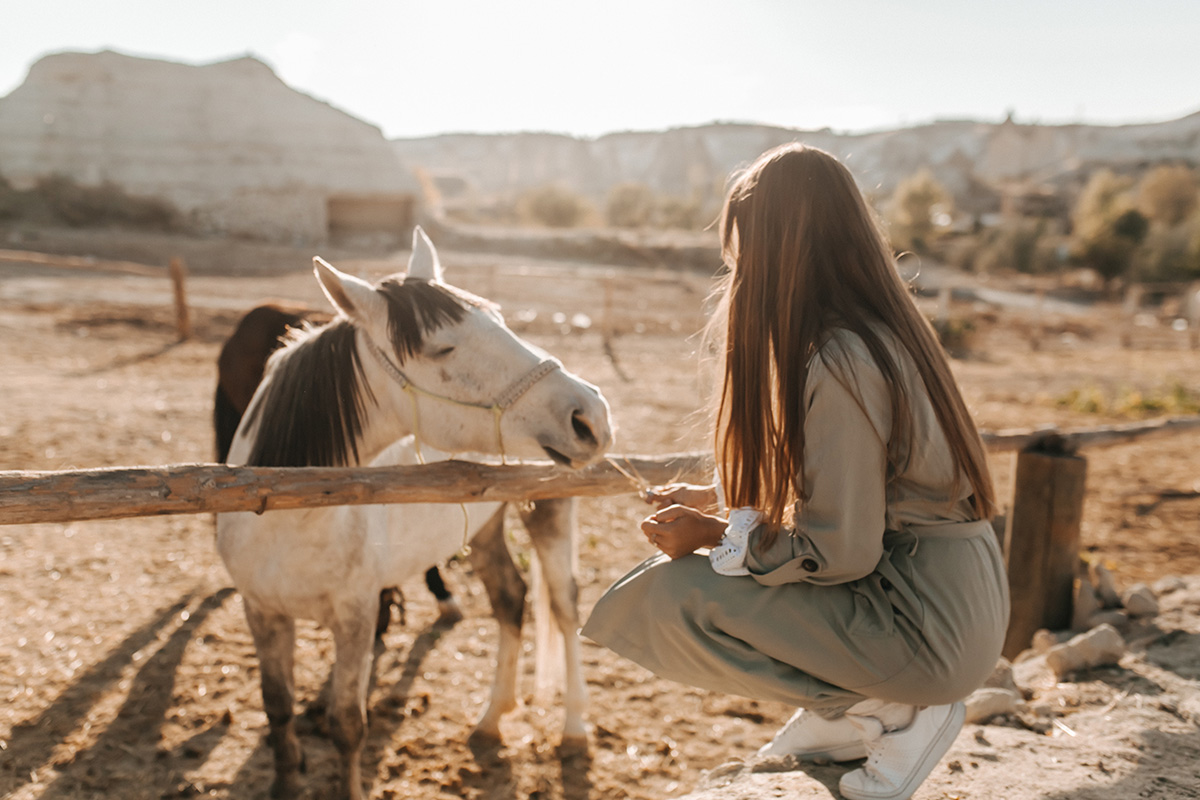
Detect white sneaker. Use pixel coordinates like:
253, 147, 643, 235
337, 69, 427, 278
756, 708, 873, 762
838, 702, 965, 800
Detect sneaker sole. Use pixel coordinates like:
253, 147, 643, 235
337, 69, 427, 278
801, 741, 869, 762
838, 701, 966, 800
758, 739, 869, 762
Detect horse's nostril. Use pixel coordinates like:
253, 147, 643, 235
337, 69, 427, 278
571, 410, 597, 445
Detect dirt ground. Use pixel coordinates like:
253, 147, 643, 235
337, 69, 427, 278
1, 232, 1199, 800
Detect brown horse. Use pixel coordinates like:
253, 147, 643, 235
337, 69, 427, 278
214, 301, 461, 632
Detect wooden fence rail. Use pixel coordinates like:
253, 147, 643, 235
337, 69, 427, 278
2, 417, 1199, 527
0, 454, 711, 526
0, 248, 191, 340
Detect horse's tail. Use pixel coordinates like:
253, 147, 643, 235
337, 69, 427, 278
531, 550, 565, 704
213, 384, 241, 463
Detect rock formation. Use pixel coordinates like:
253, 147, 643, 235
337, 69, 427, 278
0, 51, 419, 244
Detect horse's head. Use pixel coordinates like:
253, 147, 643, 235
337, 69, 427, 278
314, 227, 613, 468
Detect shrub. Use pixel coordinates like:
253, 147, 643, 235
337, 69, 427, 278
887, 169, 953, 252
656, 194, 707, 230
1055, 382, 1200, 417
929, 315, 977, 357
1138, 164, 1198, 227
517, 183, 593, 228
971, 219, 1062, 274
1133, 218, 1200, 282
606, 182, 656, 228
25, 174, 181, 230
1070, 170, 1147, 285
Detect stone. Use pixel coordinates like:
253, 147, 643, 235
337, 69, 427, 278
1012, 653, 1056, 691
1152, 576, 1187, 596
1088, 610, 1130, 630
982, 658, 1018, 694
1044, 623, 1126, 679
1121, 583, 1159, 618
964, 688, 1023, 724
1072, 578, 1103, 630
1031, 629, 1059, 654
1089, 563, 1122, 608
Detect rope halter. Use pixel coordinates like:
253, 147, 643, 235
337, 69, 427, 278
363, 334, 562, 466
363, 334, 564, 556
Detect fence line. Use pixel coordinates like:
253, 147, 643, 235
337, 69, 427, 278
0, 453, 710, 526
0, 248, 191, 340
3, 417, 1199, 527
0, 248, 166, 278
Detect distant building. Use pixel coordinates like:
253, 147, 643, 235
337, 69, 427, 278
0, 50, 420, 245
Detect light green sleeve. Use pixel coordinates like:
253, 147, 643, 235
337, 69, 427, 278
745, 340, 891, 586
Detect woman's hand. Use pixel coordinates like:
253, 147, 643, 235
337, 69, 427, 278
644, 483, 719, 513
641, 505, 727, 560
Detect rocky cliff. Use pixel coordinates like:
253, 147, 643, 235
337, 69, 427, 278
0, 51, 418, 243
394, 112, 1200, 215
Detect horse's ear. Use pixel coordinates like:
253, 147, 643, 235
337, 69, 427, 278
407, 226, 444, 282
313, 256, 381, 321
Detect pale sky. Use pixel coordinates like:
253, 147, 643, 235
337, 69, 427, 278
3, 0, 1197, 140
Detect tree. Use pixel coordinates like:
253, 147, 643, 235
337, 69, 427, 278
1133, 210, 1200, 282
1138, 164, 1198, 227
517, 183, 593, 228
887, 169, 953, 252
606, 182, 656, 228
973, 219, 1061, 275
1071, 170, 1147, 285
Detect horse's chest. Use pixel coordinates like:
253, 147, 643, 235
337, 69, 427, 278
218, 508, 382, 610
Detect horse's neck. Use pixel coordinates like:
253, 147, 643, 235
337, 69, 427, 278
353, 337, 417, 466
354, 395, 415, 467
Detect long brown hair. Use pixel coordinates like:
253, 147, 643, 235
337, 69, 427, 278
712, 143, 994, 536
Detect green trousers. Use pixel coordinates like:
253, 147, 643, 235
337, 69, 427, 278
582, 522, 1009, 718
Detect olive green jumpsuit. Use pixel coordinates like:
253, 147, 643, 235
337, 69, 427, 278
582, 328, 1009, 718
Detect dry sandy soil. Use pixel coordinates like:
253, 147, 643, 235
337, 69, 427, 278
1, 232, 1199, 799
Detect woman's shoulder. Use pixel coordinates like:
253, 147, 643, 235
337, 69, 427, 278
810, 322, 912, 398
814, 324, 892, 370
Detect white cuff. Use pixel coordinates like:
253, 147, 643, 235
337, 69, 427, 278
709, 507, 761, 576
713, 468, 727, 514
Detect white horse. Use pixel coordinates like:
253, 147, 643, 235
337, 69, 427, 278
216, 228, 612, 800
368, 438, 586, 734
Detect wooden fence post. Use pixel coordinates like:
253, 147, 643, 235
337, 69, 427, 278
1120, 284, 1142, 349
1030, 288, 1045, 351
1188, 283, 1199, 350
936, 285, 951, 327
602, 271, 616, 343
1001, 445, 1088, 659
169, 256, 191, 341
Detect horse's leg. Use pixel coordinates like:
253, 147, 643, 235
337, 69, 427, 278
520, 497, 588, 745
467, 505, 525, 742
244, 600, 305, 799
424, 566, 463, 626
328, 602, 377, 800
374, 586, 405, 639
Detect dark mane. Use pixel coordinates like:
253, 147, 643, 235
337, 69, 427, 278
241, 277, 479, 467
377, 276, 480, 361
243, 319, 372, 467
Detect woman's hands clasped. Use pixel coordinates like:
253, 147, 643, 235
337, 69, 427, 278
643, 482, 720, 513
641, 483, 726, 559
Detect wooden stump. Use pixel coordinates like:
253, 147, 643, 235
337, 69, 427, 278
169, 256, 191, 341
1001, 448, 1088, 659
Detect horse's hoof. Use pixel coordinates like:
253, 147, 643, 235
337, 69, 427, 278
468, 725, 503, 748
434, 599, 464, 627
269, 771, 304, 800
558, 732, 590, 755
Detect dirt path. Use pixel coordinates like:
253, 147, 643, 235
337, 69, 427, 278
2, 245, 1199, 799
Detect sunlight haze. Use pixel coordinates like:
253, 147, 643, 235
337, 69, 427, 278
3, 0, 1198, 138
